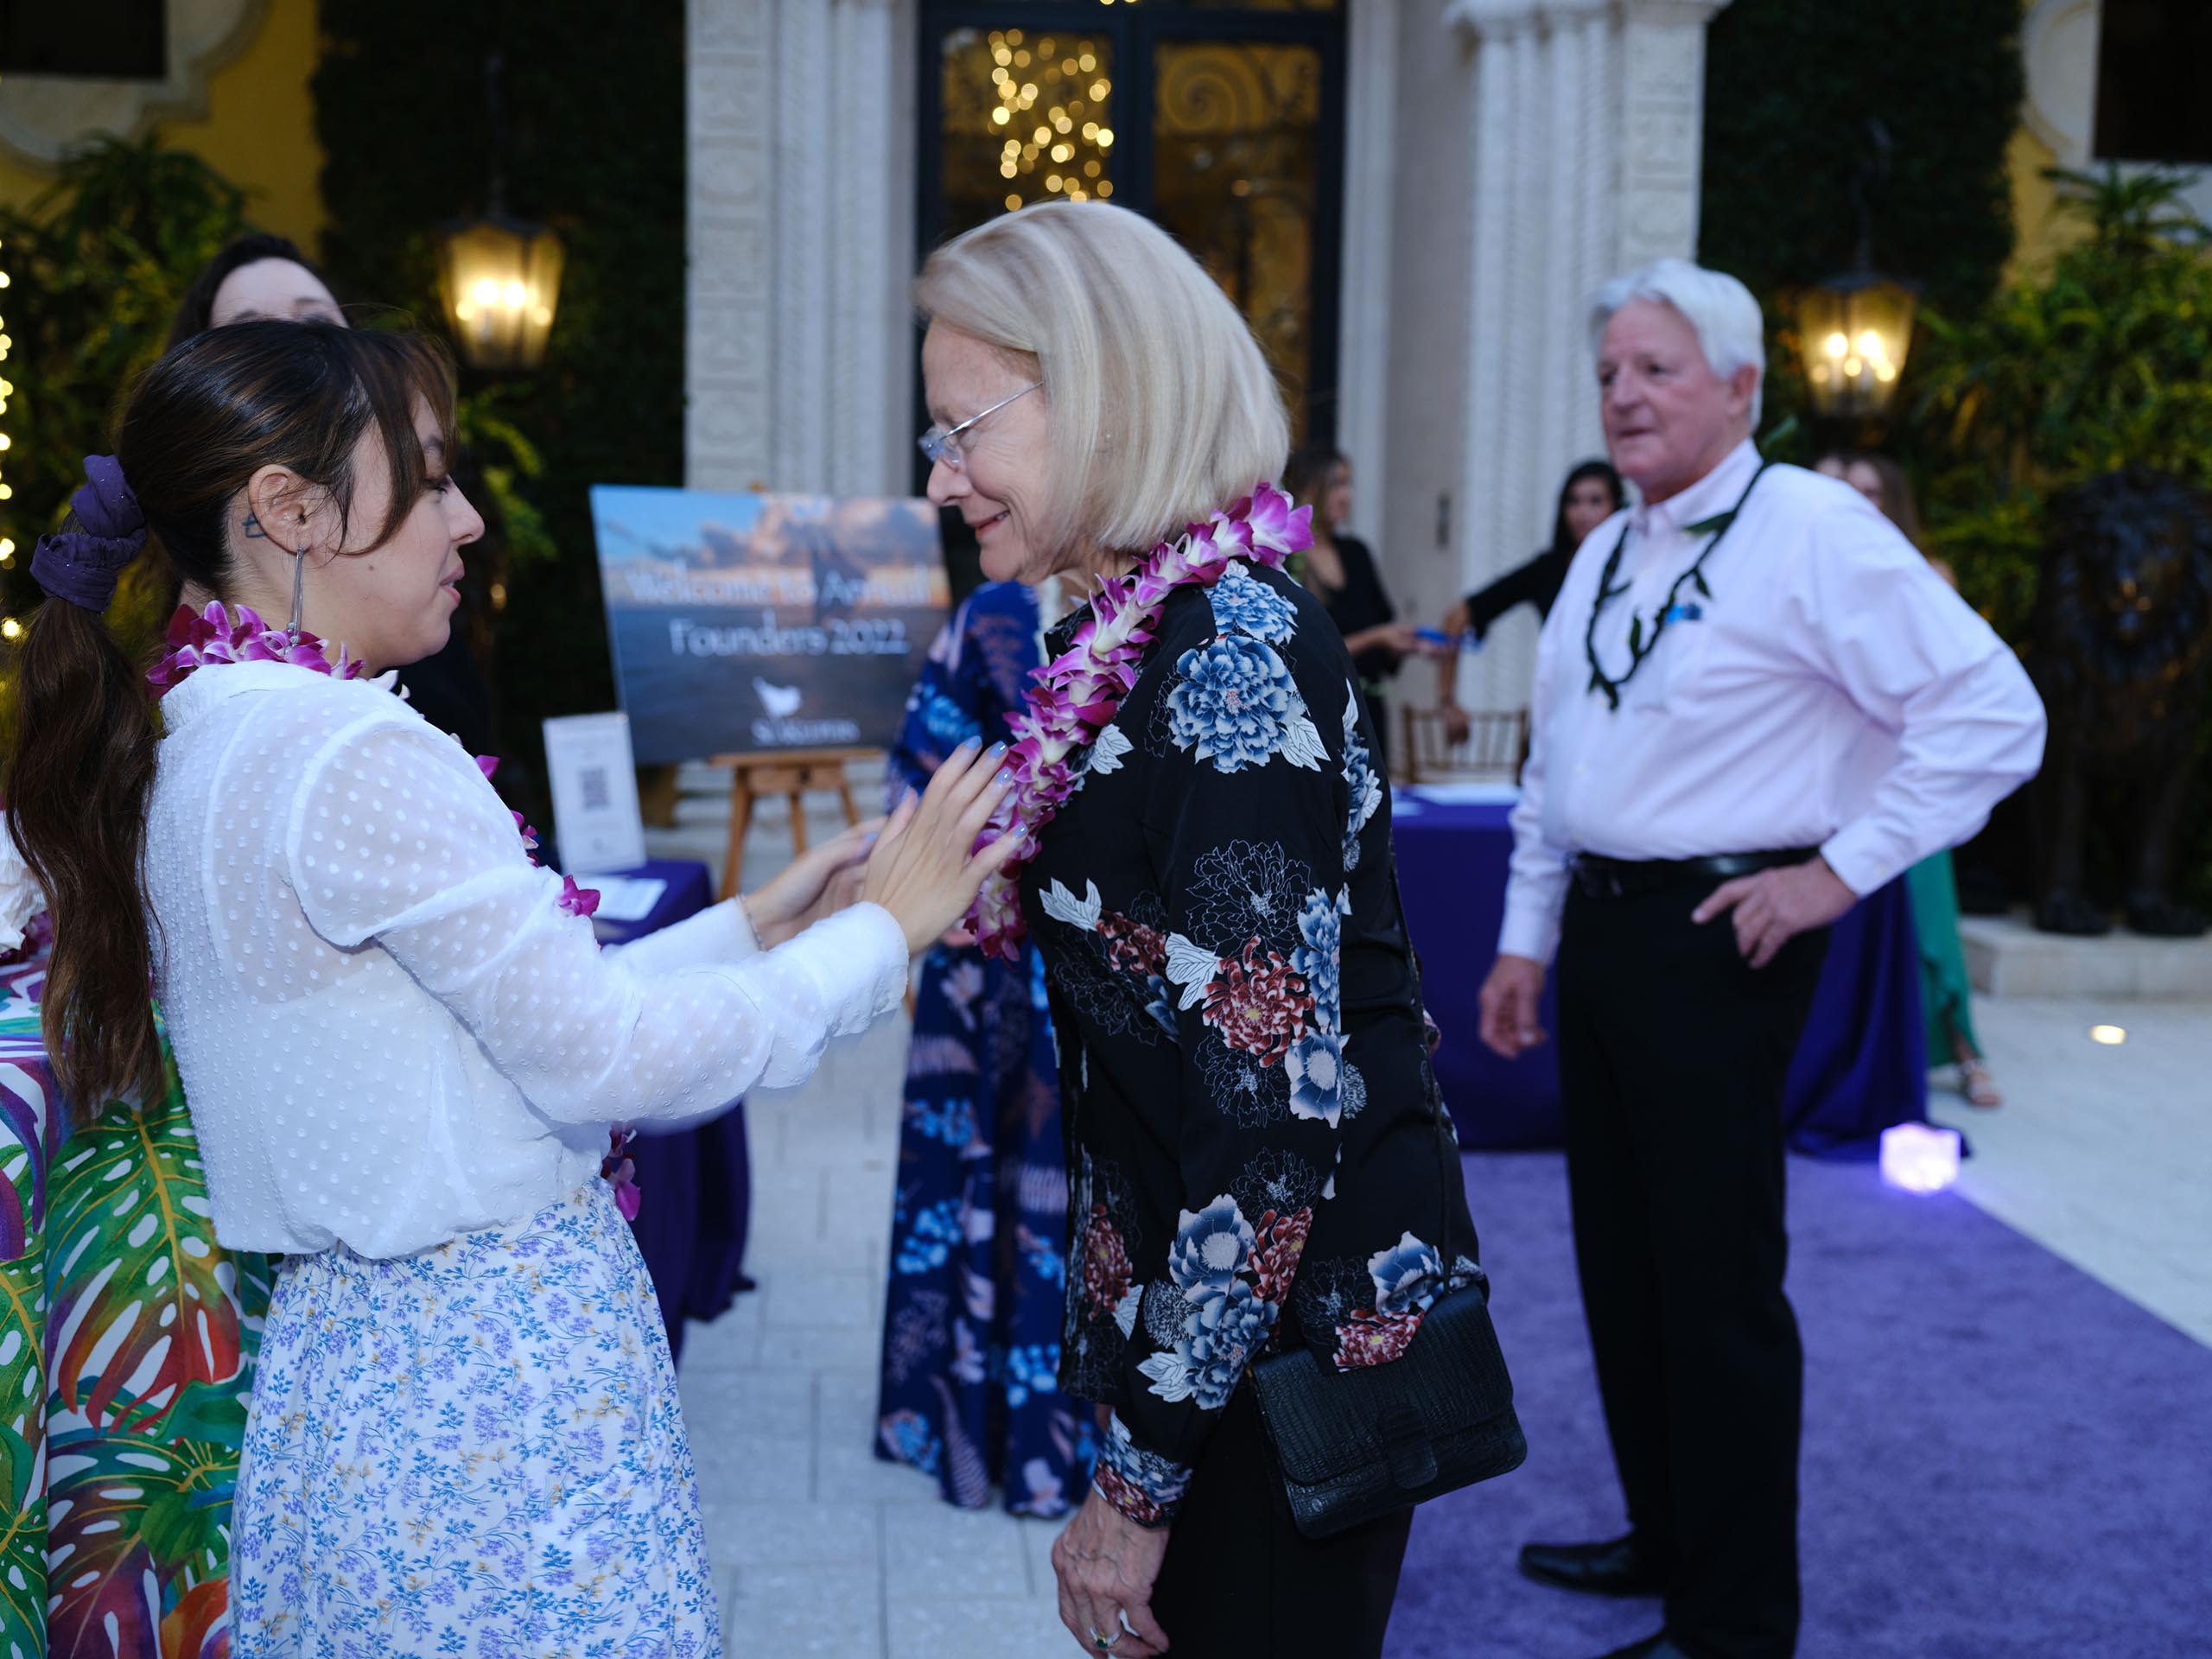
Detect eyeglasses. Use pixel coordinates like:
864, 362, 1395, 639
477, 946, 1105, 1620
918, 382, 1043, 470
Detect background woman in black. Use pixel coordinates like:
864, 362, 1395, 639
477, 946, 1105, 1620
1436, 460, 1622, 737
1284, 443, 1436, 766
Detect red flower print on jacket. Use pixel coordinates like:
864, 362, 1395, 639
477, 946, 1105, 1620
1099, 911, 1167, 978
1199, 941, 1310, 1065
1250, 1206, 1313, 1306
1334, 1306, 1425, 1370
1082, 1205, 1135, 1318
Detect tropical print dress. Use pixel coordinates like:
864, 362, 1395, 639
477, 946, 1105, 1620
875, 582, 1092, 1516
1020, 558, 1481, 1523
0, 931, 273, 1659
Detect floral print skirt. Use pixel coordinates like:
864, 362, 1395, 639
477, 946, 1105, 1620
232, 1179, 719, 1657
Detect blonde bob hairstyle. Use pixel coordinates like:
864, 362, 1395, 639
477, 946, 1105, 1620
917, 201, 1290, 562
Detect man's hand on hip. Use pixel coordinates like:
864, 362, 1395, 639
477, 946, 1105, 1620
1693, 856, 1858, 969
1478, 954, 1548, 1058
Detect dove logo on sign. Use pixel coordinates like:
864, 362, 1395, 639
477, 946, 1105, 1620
753, 678, 804, 719
749, 676, 857, 747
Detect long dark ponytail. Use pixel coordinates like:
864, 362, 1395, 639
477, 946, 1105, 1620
6, 321, 454, 1122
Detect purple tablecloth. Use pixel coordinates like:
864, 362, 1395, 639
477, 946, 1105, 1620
593, 858, 752, 1363
1390, 794, 1926, 1158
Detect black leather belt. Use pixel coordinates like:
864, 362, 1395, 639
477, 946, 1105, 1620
1571, 848, 1818, 900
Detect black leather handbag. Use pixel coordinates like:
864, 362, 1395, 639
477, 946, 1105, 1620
1249, 1276, 1526, 1539
1248, 855, 1527, 1540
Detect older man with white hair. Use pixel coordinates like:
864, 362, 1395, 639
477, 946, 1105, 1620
1478, 260, 2044, 1659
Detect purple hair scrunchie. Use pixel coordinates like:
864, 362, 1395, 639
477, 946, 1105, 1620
30, 454, 150, 614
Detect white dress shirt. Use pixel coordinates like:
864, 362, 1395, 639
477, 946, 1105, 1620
1500, 439, 2046, 965
147, 659, 911, 1257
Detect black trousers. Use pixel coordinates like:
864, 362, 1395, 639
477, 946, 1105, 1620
1555, 880, 1829, 1659
1149, 1384, 1414, 1657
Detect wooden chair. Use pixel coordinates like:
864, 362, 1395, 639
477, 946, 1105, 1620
1400, 706, 1529, 785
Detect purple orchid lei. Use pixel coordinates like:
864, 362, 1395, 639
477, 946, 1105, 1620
146, 600, 365, 695
967, 482, 1313, 961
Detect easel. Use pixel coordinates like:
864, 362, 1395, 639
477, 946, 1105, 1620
712, 747, 876, 899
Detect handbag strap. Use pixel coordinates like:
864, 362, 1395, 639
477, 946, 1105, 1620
1382, 841, 1461, 1273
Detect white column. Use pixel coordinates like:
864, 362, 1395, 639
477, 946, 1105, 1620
828, 0, 906, 498
686, 0, 777, 492
1337, 0, 1400, 535
1616, 0, 1730, 269
689, 0, 918, 498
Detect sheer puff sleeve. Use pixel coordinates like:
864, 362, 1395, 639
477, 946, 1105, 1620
285, 712, 908, 1128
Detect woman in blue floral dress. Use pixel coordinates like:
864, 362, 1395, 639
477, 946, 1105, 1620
876, 580, 1093, 1516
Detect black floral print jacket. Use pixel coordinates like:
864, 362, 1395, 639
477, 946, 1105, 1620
1022, 557, 1479, 1527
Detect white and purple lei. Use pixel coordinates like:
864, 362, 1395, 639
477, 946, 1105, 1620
967, 483, 1313, 961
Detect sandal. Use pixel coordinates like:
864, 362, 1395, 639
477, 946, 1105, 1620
1958, 1057, 2003, 1109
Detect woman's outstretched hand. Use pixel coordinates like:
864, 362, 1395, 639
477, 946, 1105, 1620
746, 817, 883, 947
862, 739, 1020, 955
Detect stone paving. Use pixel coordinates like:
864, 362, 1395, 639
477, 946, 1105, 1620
664, 779, 2212, 1652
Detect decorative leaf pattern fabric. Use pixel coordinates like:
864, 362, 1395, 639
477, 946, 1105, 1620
1023, 560, 1480, 1525
877, 582, 1093, 1516
0, 942, 271, 1659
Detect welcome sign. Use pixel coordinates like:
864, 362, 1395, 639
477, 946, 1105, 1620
588, 486, 948, 764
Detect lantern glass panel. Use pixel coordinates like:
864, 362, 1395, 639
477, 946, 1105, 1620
1796, 276, 1916, 419
438, 219, 564, 372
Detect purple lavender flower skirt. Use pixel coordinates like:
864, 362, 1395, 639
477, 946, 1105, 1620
231, 1180, 720, 1656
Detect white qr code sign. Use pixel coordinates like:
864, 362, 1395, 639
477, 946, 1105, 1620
543, 712, 648, 874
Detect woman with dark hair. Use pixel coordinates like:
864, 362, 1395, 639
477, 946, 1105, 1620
1815, 448, 2001, 1108
168, 235, 504, 754
5, 319, 1016, 1650
164, 232, 345, 349
1284, 442, 1430, 764
1434, 460, 1623, 734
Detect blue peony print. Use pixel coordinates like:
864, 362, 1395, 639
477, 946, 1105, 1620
1368, 1231, 1446, 1315
880, 1409, 944, 1476
1166, 1195, 1255, 1302
1096, 1414, 1192, 1517
1294, 887, 1345, 1032
1143, 975, 1177, 1035
1179, 1281, 1279, 1408
1341, 690, 1382, 870
1002, 1342, 1062, 1408
1206, 560, 1299, 643
907, 1096, 978, 1147
1284, 1029, 1344, 1125
1166, 633, 1327, 773
895, 1198, 966, 1274
921, 689, 982, 751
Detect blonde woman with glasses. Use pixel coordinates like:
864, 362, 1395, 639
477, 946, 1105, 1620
915, 202, 1497, 1658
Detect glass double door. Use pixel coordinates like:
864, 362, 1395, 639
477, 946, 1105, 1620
918, 1, 1348, 451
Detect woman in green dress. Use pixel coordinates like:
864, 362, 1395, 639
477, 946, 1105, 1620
1817, 451, 2002, 1109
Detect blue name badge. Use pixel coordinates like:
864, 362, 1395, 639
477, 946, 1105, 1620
1662, 601, 1705, 625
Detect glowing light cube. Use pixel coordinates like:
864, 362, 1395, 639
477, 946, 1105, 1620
1879, 1122, 1962, 1195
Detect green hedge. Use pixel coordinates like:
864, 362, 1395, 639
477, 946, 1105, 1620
314, 0, 687, 805
1700, 0, 2025, 461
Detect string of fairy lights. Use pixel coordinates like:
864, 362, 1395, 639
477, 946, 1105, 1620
985, 28, 1116, 213
0, 75, 16, 645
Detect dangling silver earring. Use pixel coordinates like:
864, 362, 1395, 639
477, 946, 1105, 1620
288, 548, 307, 639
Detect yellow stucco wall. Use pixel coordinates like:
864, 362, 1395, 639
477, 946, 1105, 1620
0, 0, 324, 247
2007, 124, 2068, 278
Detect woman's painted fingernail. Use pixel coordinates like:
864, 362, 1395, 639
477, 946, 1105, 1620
958, 735, 982, 751
995, 766, 1015, 787
988, 740, 1007, 757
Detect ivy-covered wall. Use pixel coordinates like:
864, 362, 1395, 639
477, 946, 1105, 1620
314, 0, 687, 803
